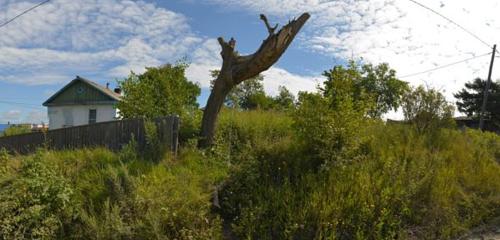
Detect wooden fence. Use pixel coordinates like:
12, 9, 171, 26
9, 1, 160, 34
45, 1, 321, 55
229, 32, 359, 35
0, 116, 179, 155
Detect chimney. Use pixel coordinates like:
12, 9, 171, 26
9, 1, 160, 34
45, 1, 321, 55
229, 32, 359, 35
114, 87, 122, 95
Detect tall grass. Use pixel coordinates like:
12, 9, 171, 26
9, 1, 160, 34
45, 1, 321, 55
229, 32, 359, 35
0, 146, 227, 239
216, 112, 500, 239
0, 110, 498, 239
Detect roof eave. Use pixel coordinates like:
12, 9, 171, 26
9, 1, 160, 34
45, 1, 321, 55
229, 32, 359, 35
43, 76, 122, 106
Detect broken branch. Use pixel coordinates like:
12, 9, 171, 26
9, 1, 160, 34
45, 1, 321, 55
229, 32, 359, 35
260, 14, 278, 35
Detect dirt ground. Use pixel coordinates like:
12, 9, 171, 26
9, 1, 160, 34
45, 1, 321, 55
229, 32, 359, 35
459, 217, 500, 240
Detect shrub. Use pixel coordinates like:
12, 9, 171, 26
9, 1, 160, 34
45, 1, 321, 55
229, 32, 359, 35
294, 91, 372, 168
0, 148, 9, 175
0, 150, 76, 239
0, 146, 227, 239
402, 86, 455, 133
212, 109, 293, 164
1, 125, 31, 137
0, 108, 498, 240
219, 113, 500, 239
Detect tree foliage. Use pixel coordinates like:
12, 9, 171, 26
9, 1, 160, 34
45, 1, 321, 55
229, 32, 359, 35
218, 111, 500, 239
210, 70, 295, 111
117, 63, 200, 119
402, 86, 455, 133
321, 61, 409, 118
454, 78, 500, 124
2, 125, 31, 137
0, 151, 75, 239
294, 64, 373, 166
210, 70, 274, 110
273, 86, 296, 111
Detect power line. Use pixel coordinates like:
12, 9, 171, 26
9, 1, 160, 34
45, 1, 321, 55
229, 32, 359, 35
0, 100, 42, 109
398, 52, 491, 78
408, 0, 493, 50
0, 0, 50, 29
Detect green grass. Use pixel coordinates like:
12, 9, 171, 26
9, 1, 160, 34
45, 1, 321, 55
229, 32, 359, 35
0, 146, 228, 239
0, 110, 499, 239
217, 116, 500, 239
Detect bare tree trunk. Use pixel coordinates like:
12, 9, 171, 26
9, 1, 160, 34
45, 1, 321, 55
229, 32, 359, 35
200, 76, 231, 146
199, 13, 310, 148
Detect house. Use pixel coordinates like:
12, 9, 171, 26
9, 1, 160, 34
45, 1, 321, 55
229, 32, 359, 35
43, 76, 122, 130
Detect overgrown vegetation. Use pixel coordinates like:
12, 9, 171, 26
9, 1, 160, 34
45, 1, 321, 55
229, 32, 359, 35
117, 62, 202, 140
210, 70, 297, 111
217, 111, 500, 239
0, 108, 498, 239
0, 146, 227, 239
0, 61, 499, 239
1, 124, 32, 137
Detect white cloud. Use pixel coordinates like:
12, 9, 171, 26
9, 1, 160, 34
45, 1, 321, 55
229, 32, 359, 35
185, 39, 222, 88
0, 0, 201, 85
24, 110, 47, 123
186, 63, 218, 89
204, 0, 500, 115
261, 67, 319, 96
185, 38, 320, 97
0, 0, 325, 98
5, 0, 493, 120
0, 0, 325, 118
1, 110, 22, 123
0, 109, 47, 124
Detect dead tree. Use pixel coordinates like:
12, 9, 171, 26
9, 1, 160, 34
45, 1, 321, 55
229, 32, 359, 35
199, 13, 310, 147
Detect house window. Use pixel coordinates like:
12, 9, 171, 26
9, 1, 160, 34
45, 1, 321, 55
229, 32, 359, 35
89, 109, 97, 124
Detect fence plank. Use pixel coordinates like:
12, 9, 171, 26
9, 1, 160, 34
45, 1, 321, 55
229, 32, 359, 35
0, 116, 179, 155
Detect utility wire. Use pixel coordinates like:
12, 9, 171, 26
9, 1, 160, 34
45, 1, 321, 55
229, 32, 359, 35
408, 0, 493, 50
0, 100, 42, 109
398, 52, 491, 78
0, 0, 50, 29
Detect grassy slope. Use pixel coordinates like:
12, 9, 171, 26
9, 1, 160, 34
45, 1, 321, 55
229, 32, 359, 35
216, 111, 500, 239
0, 110, 498, 239
0, 146, 227, 239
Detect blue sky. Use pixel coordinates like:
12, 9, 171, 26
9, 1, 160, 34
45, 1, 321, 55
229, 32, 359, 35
1, 0, 499, 123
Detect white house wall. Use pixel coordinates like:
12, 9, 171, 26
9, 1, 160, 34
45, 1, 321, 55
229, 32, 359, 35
47, 105, 117, 129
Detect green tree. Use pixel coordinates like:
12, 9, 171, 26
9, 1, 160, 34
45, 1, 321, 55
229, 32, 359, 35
2, 125, 31, 137
402, 86, 455, 133
293, 63, 374, 166
210, 70, 273, 110
321, 61, 409, 118
454, 78, 500, 125
117, 63, 200, 119
273, 86, 296, 111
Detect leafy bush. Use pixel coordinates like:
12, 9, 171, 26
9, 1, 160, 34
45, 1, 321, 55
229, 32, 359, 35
321, 61, 409, 118
117, 62, 200, 119
402, 86, 455, 133
1, 125, 32, 137
0, 108, 498, 240
212, 109, 293, 164
0, 146, 227, 239
218, 112, 500, 239
0, 150, 76, 239
116, 62, 202, 143
294, 92, 372, 168
0, 148, 9, 175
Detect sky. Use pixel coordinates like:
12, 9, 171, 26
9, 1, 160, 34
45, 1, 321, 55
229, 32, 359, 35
0, 0, 499, 123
